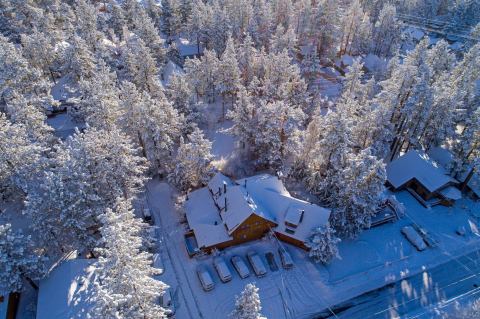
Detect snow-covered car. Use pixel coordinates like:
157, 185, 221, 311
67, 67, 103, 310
278, 248, 294, 269
153, 253, 164, 275
401, 226, 427, 251
247, 251, 267, 277
213, 256, 232, 283
143, 208, 153, 224
160, 287, 175, 317
196, 265, 215, 291
231, 255, 250, 279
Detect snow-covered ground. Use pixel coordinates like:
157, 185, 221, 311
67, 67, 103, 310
145, 176, 480, 319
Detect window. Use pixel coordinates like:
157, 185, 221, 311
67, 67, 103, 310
285, 227, 295, 234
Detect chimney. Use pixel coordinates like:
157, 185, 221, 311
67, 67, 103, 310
300, 210, 305, 223
244, 179, 247, 187
218, 186, 221, 195
224, 197, 227, 212
223, 181, 227, 193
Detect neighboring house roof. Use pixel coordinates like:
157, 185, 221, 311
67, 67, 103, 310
429, 147, 480, 198
37, 259, 94, 319
386, 150, 458, 193
185, 173, 331, 248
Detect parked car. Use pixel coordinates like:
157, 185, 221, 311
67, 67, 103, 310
153, 253, 164, 275
401, 226, 427, 251
143, 208, 153, 224
160, 287, 175, 317
231, 255, 250, 279
265, 252, 279, 271
278, 248, 294, 269
196, 265, 215, 291
213, 256, 232, 283
247, 251, 267, 277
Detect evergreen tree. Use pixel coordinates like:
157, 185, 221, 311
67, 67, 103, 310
230, 283, 266, 319
0, 223, 47, 293
24, 127, 147, 256
90, 198, 168, 319
63, 35, 96, 80
216, 36, 241, 118
168, 127, 213, 191
306, 224, 340, 264
0, 114, 45, 194
329, 148, 386, 238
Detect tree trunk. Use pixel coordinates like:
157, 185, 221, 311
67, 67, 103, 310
461, 167, 476, 191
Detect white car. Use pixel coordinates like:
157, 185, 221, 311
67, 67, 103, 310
196, 265, 215, 291
401, 226, 427, 251
213, 256, 232, 283
247, 251, 267, 277
278, 248, 294, 269
160, 288, 175, 317
153, 253, 164, 275
231, 255, 250, 279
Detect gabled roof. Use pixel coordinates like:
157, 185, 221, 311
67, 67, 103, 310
218, 185, 276, 234
386, 150, 458, 193
207, 172, 234, 195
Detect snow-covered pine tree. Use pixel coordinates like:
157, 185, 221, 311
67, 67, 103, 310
139, 91, 184, 173
4, 93, 54, 146
0, 223, 47, 293
168, 127, 213, 191
216, 36, 241, 118
20, 28, 57, 83
371, 3, 401, 57
227, 86, 257, 151
184, 49, 219, 102
269, 24, 297, 57
306, 224, 340, 264
24, 126, 147, 256
230, 283, 266, 319
329, 148, 386, 238
74, 60, 122, 130
74, 0, 100, 51
90, 198, 168, 319
125, 39, 163, 95
132, 7, 166, 65
165, 73, 198, 126
63, 35, 96, 81
254, 100, 305, 168
0, 35, 50, 109
0, 114, 45, 194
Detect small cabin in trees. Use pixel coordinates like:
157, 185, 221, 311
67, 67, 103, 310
386, 150, 462, 207
184, 173, 330, 253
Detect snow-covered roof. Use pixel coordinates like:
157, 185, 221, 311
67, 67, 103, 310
176, 38, 201, 57
185, 174, 330, 248
386, 150, 458, 193
207, 172, 234, 195
428, 147, 479, 198
218, 185, 275, 234
440, 186, 462, 200
238, 175, 330, 243
37, 259, 95, 319
185, 188, 232, 248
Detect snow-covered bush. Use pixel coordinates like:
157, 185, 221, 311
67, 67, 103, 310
306, 224, 341, 264
230, 283, 267, 319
